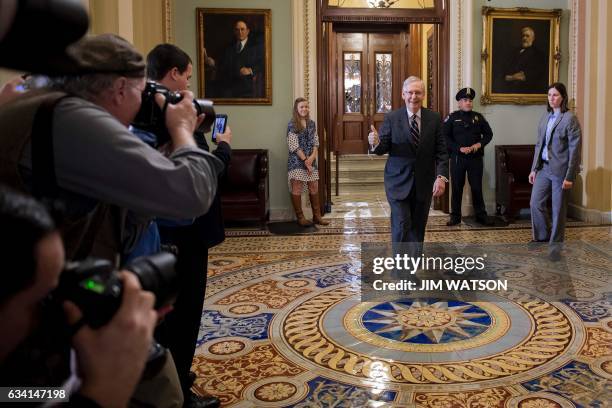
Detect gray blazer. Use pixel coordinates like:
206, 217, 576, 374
531, 110, 582, 182
373, 107, 448, 200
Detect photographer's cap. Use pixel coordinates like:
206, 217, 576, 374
66, 33, 145, 77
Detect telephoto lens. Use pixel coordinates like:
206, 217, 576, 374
56, 252, 177, 328
127, 252, 178, 309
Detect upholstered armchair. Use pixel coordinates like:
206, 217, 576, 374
495, 145, 535, 222
220, 149, 269, 228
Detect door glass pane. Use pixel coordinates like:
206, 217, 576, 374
344, 52, 362, 113
375, 53, 392, 113
328, 0, 434, 9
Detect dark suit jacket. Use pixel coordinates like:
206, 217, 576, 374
219, 37, 264, 98
374, 107, 449, 201
531, 110, 582, 182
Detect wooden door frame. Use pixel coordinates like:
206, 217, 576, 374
316, 0, 450, 213
333, 28, 406, 155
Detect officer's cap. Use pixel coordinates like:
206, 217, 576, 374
455, 87, 476, 101
66, 34, 145, 77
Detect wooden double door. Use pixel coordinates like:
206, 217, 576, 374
333, 29, 409, 154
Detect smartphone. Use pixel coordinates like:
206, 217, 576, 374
211, 114, 228, 143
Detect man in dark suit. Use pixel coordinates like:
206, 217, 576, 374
368, 76, 449, 244
205, 20, 263, 98
503, 26, 547, 93
146, 43, 228, 408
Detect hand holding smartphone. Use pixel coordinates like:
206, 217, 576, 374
211, 114, 228, 144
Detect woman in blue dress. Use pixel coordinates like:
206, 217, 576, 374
287, 97, 328, 226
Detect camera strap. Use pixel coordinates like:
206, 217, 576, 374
31, 93, 71, 200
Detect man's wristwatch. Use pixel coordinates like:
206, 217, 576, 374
437, 175, 449, 183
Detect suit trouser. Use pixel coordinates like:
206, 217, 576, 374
156, 222, 209, 393
388, 188, 431, 245
450, 155, 486, 218
530, 162, 569, 244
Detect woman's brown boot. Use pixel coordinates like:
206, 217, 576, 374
291, 194, 312, 226
309, 193, 329, 225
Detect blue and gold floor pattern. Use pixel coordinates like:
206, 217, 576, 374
193, 219, 611, 407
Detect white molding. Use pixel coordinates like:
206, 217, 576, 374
448, 1, 459, 111
581, 0, 591, 206
162, 0, 174, 43
448, 0, 473, 111
270, 208, 294, 222
463, 0, 473, 91
569, 0, 578, 107
291, 0, 317, 116
568, 204, 612, 225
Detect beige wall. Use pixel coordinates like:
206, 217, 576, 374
574, 0, 611, 218
172, 0, 294, 216
89, 0, 165, 56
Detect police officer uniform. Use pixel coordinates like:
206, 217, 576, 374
443, 88, 493, 226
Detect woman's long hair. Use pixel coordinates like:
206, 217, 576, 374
547, 82, 569, 113
292, 97, 309, 132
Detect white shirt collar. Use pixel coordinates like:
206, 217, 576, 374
407, 108, 421, 119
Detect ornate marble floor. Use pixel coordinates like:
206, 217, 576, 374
193, 210, 611, 407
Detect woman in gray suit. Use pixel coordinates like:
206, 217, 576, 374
528, 82, 581, 260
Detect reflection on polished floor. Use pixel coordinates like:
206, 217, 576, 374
193, 196, 612, 407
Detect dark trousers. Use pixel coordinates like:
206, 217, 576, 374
388, 187, 430, 244
450, 155, 486, 218
156, 222, 208, 393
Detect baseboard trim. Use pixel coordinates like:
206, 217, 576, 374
270, 208, 294, 222
568, 204, 612, 224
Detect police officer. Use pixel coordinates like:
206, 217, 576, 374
443, 87, 493, 226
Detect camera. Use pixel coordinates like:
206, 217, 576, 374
1, 252, 178, 387
132, 81, 215, 147
53, 252, 178, 328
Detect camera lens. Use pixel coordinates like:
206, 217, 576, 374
193, 99, 215, 133
126, 252, 177, 309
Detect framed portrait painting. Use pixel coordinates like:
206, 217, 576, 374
480, 7, 561, 104
196, 8, 271, 105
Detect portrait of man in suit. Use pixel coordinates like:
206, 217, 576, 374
198, 9, 271, 103
491, 20, 550, 95
368, 76, 449, 246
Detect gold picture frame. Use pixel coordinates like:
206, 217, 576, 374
196, 8, 272, 105
481, 7, 561, 105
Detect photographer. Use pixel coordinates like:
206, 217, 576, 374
138, 43, 231, 408
0, 185, 158, 407
0, 33, 223, 263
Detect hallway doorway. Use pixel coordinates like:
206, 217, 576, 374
317, 2, 450, 213
334, 29, 406, 154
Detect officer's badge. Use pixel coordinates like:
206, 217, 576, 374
475, 115, 479, 122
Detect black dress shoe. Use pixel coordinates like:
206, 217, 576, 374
184, 392, 220, 408
446, 217, 461, 226
476, 215, 494, 226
